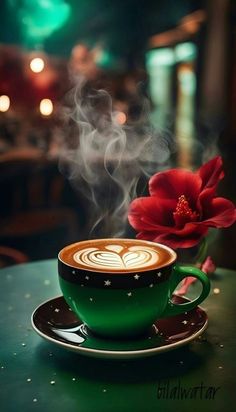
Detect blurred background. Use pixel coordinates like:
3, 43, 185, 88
0, 0, 235, 268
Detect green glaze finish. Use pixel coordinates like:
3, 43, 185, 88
59, 277, 169, 338
0, 260, 236, 412
59, 264, 210, 338
161, 265, 211, 318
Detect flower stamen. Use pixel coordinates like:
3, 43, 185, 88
173, 195, 199, 227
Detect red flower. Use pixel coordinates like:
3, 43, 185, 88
128, 156, 236, 249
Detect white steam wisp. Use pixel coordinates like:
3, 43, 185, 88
59, 79, 174, 238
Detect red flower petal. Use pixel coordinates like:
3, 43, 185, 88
197, 187, 216, 216
201, 256, 216, 274
198, 197, 236, 227
150, 233, 205, 249
149, 169, 202, 205
136, 223, 208, 249
174, 223, 207, 237
128, 197, 176, 231
136, 231, 162, 241
198, 156, 224, 190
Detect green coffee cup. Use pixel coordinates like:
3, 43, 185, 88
58, 238, 210, 339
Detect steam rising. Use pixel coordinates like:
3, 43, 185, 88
59, 78, 173, 238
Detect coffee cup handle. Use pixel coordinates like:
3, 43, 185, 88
161, 265, 211, 318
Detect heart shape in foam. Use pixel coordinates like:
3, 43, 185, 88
73, 244, 160, 271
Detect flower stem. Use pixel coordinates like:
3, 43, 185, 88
195, 237, 209, 265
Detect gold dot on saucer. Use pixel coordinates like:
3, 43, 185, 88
213, 288, 220, 294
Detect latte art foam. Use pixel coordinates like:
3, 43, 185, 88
59, 239, 176, 272
73, 245, 160, 271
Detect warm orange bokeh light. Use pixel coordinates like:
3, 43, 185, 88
115, 111, 127, 125
0, 95, 10, 112
39, 99, 53, 116
30, 58, 45, 73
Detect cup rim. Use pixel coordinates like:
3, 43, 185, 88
58, 238, 177, 274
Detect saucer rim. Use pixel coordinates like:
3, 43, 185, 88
31, 295, 208, 359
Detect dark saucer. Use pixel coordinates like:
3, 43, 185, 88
31, 295, 208, 359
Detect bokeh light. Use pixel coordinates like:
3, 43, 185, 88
115, 111, 127, 125
39, 99, 53, 116
175, 42, 197, 63
0, 95, 10, 112
11, 0, 71, 47
30, 57, 45, 73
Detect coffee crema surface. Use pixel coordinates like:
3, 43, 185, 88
59, 239, 176, 272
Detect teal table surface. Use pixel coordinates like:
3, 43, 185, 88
0, 260, 235, 412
